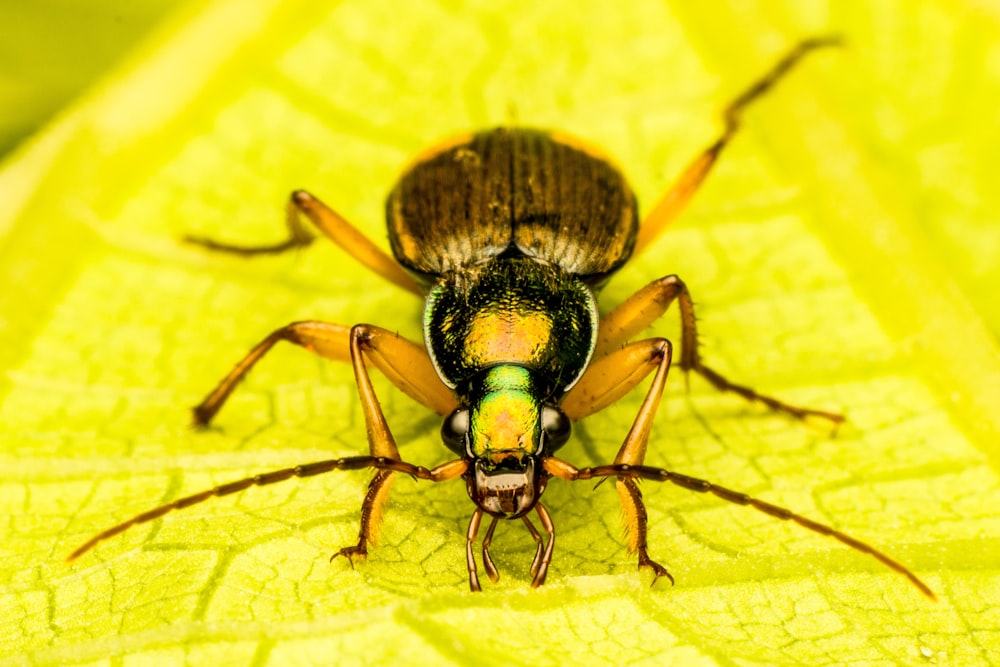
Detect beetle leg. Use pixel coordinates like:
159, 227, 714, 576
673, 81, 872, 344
562, 338, 671, 425
330, 469, 392, 564
633, 37, 839, 255
184, 193, 316, 255
193, 321, 456, 426
596, 274, 842, 423
186, 190, 423, 296
542, 457, 936, 600
481, 516, 501, 583
334, 324, 436, 559
561, 338, 674, 581
192, 321, 457, 561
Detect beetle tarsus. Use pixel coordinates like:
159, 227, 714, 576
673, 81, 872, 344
638, 550, 674, 587
331, 539, 368, 567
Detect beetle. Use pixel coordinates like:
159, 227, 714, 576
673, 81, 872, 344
69, 37, 934, 599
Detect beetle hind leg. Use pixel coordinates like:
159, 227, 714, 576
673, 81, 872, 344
633, 37, 839, 254
186, 190, 422, 295
185, 193, 316, 255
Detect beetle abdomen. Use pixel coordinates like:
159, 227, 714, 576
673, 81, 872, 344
387, 128, 639, 283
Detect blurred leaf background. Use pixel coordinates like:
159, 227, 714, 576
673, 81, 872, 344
1, 0, 998, 665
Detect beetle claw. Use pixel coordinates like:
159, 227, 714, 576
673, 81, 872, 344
331, 540, 368, 568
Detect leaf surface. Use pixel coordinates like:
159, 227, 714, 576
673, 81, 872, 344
1, 1, 998, 665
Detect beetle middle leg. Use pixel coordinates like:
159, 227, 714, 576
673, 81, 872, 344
596, 274, 843, 423
560, 338, 857, 588
193, 321, 456, 426
192, 321, 457, 561
186, 190, 422, 296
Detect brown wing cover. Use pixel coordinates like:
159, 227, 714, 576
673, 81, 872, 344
386, 128, 638, 282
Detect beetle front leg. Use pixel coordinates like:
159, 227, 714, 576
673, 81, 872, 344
596, 274, 843, 423
331, 469, 393, 563
334, 324, 420, 559
562, 338, 674, 581
191, 321, 458, 562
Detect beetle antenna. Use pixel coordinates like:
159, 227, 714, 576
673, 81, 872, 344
67, 456, 462, 562
543, 457, 936, 600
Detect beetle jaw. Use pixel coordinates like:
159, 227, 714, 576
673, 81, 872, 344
468, 456, 546, 518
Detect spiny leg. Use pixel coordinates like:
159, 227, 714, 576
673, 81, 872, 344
192, 321, 456, 561
68, 455, 468, 562
331, 469, 393, 564
337, 323, 427, 558
618, 478, 673, 585
633, 36, 839, 254
596, 274, 843, 423
186, 190, 422, 296
542, 457, 936, 600
562, 338, 674, 580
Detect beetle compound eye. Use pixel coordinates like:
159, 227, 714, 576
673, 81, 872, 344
541, 406, 571, 451
441, 408, 470, 454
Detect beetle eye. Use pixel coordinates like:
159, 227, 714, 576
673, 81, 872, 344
441, 408, 470, 454
541, 406, 571, 451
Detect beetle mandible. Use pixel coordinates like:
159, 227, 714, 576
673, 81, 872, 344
70, 37, 934, 599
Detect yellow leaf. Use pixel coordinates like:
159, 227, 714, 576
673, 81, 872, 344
2, 0, 998, 664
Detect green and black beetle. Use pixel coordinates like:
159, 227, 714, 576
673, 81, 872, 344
70, 38, 934, 599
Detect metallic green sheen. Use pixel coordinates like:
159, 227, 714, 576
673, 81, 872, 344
423, 257, 598, 398
468, 366, 541, 460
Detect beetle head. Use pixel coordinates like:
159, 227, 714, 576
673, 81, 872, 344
441, 365, 570, 518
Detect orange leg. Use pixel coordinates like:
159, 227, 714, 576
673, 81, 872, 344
186, 190, 422, 296
633, 37, 839, 255
597, 274, 843, 423
562, 338, 675, 582
193, 321, 456, 426
191, 321, 457, 561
